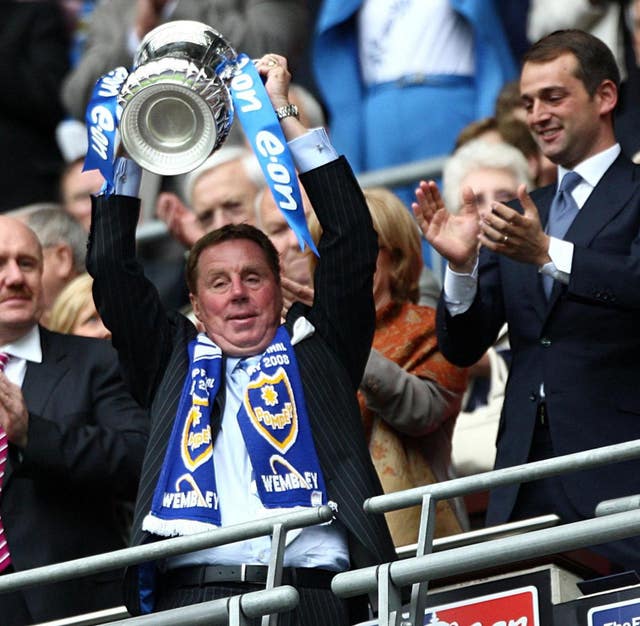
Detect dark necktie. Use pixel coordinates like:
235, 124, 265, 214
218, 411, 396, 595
0, 352, 11, 572
544, 171, 582, 298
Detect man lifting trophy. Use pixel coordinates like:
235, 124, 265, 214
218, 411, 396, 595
86, 28, 397, 624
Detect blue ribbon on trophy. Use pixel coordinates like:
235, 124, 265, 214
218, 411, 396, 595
83, 21, 318, 255
83, 66, 128, 195
226, 54, 318, 255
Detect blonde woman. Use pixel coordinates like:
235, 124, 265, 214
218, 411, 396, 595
307, 188, 469, 545
48, 273, 111, 339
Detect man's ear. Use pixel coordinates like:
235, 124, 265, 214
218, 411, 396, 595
53, 244, 75, 279
189, 292, 202, 321
597, 79, 618, 116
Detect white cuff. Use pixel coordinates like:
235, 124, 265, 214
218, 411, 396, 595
548, 236, 574, 274
539, 236, 573, 285
288, 128, 338, 173
113, 157, 142, 196
443, 260, 478, 316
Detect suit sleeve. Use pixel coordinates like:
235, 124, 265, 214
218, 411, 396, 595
86, 194, 175, 408
16, 341, 148, 500
436, 247, 507, 368
299, 156, 378, 389
567, 239, 640, 309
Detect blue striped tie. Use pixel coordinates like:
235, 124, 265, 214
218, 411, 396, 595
544, 171, 582, 298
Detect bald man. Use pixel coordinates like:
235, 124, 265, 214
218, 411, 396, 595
0, 216, 148, 625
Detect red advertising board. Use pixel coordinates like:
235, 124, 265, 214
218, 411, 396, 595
422, 585, 540, 626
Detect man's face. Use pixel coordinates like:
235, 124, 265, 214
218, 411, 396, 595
520, 53, 615, 169
189, 239, 282, 357
0, 217, 44, 338
191, 160, 259, 232
461, 167, 519, 219
258, 189, 312, 287
61, 161, 104, 231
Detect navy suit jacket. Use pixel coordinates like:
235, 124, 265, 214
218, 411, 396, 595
437, 153, 640, 525
88, 157, 396, 615
2, 328, 148, 624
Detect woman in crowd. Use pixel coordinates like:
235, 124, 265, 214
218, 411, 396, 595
48, 272, 111, 339
308, 187, 469, 546
357, 187, 469, 546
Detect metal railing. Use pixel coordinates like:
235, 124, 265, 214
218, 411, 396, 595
17, 440, 640, 625
4, 506, 333, 626
334, 509, 640, 626
332, 438, 640, 626
107, 587, 299, 626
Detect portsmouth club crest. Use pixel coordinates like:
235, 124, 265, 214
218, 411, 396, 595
180, 395, 213, 471
243, 367, 299, 453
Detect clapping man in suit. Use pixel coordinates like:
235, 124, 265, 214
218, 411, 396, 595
0, 216, 148, 625
87, 54, 395, 624
413, 29, 640, 572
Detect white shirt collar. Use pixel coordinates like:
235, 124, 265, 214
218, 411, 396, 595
559, 143, 621, 190
1, 325, 42, 364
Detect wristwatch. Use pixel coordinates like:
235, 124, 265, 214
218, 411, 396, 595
275, 103, 299, 121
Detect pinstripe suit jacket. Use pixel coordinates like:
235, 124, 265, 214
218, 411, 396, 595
88, 157, 396, 615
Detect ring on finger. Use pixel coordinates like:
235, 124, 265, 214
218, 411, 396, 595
503, 234, 508, 243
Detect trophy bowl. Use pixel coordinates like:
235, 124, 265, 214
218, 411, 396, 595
118, 21, 237, 176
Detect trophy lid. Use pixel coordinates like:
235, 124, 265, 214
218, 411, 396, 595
134, 20, 237, 73
119, 20, 237, 176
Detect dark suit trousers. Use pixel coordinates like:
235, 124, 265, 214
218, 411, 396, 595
510, 406, 640, 573
154, 579, 368, 626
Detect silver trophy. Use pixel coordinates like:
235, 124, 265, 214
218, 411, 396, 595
118, 21, 237, 176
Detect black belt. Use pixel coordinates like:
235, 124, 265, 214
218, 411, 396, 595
162, 564, 335, 590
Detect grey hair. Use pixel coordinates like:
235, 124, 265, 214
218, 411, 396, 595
182, 146, 265, 205
26, 207, 87, 272
442, 139, 532, 214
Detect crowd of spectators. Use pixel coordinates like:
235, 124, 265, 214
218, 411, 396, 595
4, 1, 640, 624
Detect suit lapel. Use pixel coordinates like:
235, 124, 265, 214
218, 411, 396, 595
546, 155, 637, 307
6, 328, 68, 484
565, 155, 636, 248
21, 328, 68, 417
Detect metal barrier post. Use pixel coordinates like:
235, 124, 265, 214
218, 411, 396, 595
262, 522, 287, 626
407, 494, 436, 626
377, 562, 402, 626
229, 595, 249, 626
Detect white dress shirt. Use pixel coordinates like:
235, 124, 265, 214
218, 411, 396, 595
0, 325, 42, 387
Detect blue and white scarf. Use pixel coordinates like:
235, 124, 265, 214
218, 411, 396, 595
142, 326, 327, 537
